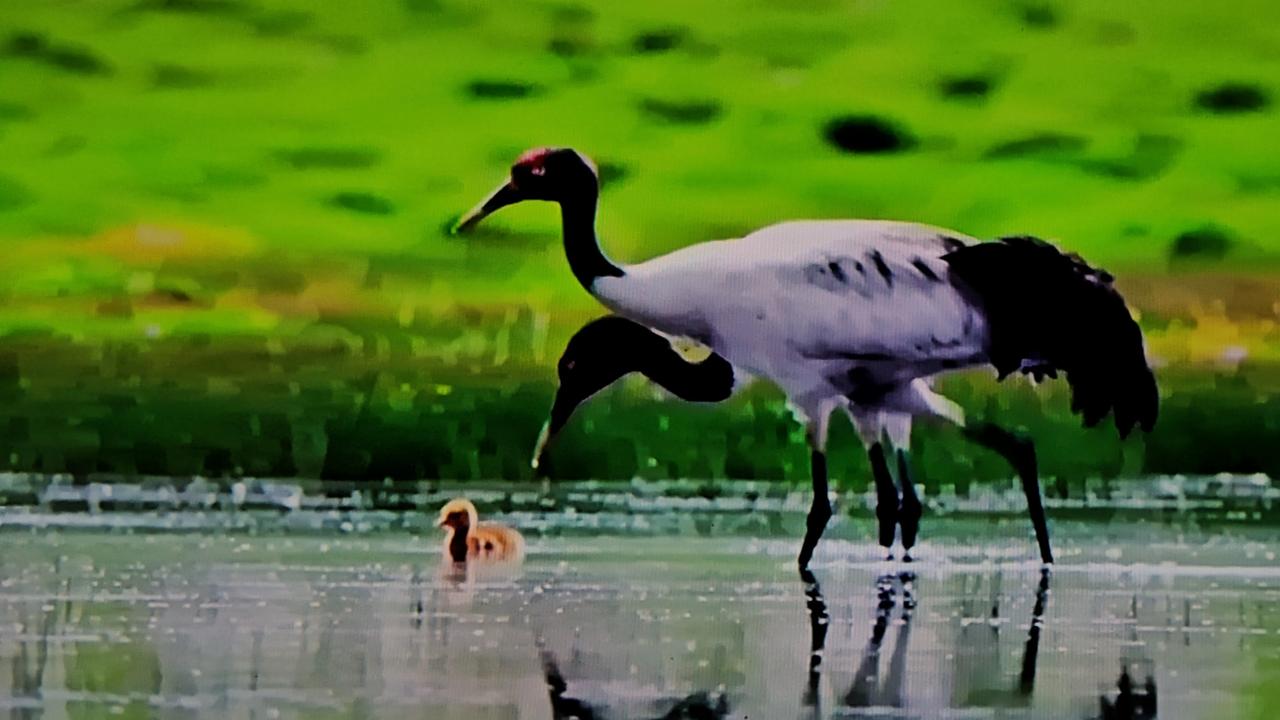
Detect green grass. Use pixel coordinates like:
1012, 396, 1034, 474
0, 0, 1277, 481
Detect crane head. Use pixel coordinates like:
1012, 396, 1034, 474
452, 147, 598, 234
531, 317, 664, 472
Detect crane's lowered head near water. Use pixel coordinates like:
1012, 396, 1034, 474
531, 316, 735, 471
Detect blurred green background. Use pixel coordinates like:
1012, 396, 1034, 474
0, 0, 1277, 490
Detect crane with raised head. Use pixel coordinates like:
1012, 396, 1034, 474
454, 147, 1158, 568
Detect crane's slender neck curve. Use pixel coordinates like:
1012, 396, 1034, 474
561, 192, 624, 292
641, 346, 735, 402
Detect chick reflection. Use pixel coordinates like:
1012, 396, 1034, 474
538, 637, 730, 720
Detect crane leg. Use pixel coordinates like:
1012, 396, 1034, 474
1019, 566, 1052, 696
867, 443, 899, 559
896, 449, 922, 560
798, 449, 832, 570
963, 422, 1054, 564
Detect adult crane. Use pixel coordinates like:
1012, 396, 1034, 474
453, 147, 1158, 568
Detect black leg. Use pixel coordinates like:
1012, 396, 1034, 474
896, 450, 922, 560
799, 568, 828, 715
962, 423, 1054, 564
1019, 567, 1052, 697
798, 450, 832, 570
868, 443, 898, 557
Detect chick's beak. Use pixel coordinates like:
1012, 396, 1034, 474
452, 180, 523, 234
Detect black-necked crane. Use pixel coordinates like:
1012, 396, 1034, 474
454, 147, 1159, 569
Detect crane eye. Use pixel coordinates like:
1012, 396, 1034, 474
564, 360, 576, 371
531, 165, 546, 177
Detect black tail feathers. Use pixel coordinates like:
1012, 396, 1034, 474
944, 236, 1158, 437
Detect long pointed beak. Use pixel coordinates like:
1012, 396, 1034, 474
530, 393, 578, 472
530, 420, 553, 471
452, 180, 522, 234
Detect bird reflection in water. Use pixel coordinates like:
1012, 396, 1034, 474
537, 636, 731, 720
842, 572, 914, 711
951, 567, 1052, 709
799, 568, 829, 719
800, 567, 1053, 718
1097, 662, 1158, 720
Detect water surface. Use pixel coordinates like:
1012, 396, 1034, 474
1, 515, 1278, 719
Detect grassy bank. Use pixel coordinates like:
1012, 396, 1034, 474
3, 326, 1279, 492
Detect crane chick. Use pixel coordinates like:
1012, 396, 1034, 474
437, 498, 525, 563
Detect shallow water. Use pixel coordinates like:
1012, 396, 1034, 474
1, 517, 1278, 719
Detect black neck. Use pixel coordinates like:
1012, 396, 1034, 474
643, 346, 735, 402
561, 193, 624, 291
448, 526, 469, 563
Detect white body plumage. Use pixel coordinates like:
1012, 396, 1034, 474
592, 220, 985, 450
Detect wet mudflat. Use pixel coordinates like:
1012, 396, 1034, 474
1, 516, 1278, 719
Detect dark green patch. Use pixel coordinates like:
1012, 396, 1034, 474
5, 33, 45, 57
45, 135, 86, 158
547, 36, 592, 58
1170, 225, 1234, 261
202, 165, 267, 188
1235, 173, 1280, 193
0, 176, 32, 212
985, 132, 1086, 159
152, 64, 215, 89
0, 102, 33, 122
403, 0, 444, 12
466, 79, 540, 100
150, 184, 206, 203
547, 4, 595, 23
328, 191, 396, 216
45, 47, 109, 75
274, 147, 381, 170
249, 9, 312, 36
1082, 134, 1182, 181
633, 28, 686, 54
5, 32, 111, 76
1195, 82, 1269, 114
639, 98, 722, 125
316, 35, 368, 55
133, 0, 247, 14
597, 162, 629, 188
1094, 21, 1135, 45
1019, 3, 1059, 28
940, 75, 993, 100
823, 115, 915, 154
